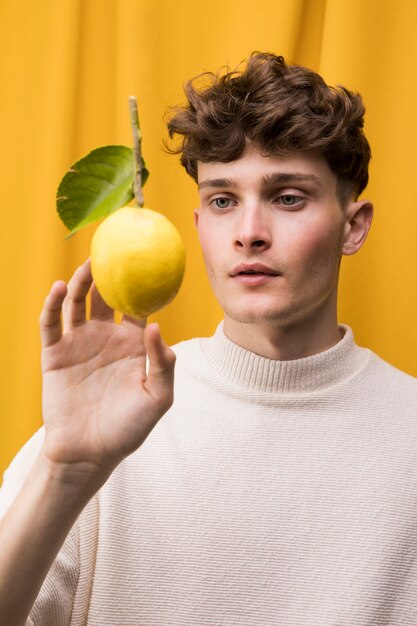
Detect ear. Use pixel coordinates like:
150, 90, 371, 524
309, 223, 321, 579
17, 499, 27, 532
194, 209, 200, 228
342, 199, 374, 256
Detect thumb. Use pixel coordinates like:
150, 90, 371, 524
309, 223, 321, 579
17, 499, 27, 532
143, 323, 176, 408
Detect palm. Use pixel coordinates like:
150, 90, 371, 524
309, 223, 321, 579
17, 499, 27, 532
40, 261, 175, 473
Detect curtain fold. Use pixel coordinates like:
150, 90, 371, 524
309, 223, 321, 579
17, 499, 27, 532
1, 0, 416, 474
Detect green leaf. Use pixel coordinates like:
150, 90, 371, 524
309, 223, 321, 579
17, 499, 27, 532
56, 145, 149, 237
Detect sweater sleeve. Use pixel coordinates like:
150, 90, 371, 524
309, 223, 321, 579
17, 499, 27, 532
0, 429, 80, 626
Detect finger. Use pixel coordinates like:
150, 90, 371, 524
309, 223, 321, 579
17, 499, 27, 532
40, 281, 67, 348
90, 282, 114, 321
143, 323, 176, 408
62, 259, 92, 332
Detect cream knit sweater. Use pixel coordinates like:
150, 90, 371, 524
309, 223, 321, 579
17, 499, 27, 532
1, 323, 417, 626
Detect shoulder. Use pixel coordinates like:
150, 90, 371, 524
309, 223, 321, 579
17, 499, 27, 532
362, 349, 417, 400
171, 334, 205, 357
367, 350, 417, 383
0, 427, 45, 518
171, 334, 212, 376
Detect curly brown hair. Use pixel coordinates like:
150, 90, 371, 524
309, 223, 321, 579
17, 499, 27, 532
166, 52, 371, 204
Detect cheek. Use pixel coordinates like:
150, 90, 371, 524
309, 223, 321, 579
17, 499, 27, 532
288, 221, 344, 274
197, 218, 228, 264
198, 230, 214, 265
197, 226, 222, 280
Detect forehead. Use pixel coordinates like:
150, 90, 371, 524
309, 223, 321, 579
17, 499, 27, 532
197, 148, 338, 192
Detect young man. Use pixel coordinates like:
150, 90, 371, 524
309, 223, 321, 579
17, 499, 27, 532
1, 52, 417, 625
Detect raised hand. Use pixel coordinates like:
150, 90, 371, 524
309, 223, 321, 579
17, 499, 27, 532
39, 259, 176, 479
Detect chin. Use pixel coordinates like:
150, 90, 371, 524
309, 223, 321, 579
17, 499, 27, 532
222, 301, 298, 326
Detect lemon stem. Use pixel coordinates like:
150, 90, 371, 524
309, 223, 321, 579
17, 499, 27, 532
128, 95, 144, 208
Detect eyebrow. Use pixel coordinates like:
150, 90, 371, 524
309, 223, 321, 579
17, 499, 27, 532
198, 172, 322, 190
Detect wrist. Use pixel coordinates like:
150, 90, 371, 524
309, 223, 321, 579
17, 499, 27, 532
38, 446, 112, 497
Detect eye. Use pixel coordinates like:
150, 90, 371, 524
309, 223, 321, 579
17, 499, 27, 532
280, 194, 299, 206
211, 197, 232, 209
273, 193, 305, 209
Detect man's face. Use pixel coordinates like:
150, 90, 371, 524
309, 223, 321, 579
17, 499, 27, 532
195, 146, 353, 329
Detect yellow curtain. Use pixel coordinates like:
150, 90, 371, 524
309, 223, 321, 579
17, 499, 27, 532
1, 0, 416, 476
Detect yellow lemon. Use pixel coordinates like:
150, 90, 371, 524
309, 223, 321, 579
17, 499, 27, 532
91, 206, 185, 319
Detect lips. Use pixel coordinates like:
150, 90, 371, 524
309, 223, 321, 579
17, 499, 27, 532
230, 263, 280, 277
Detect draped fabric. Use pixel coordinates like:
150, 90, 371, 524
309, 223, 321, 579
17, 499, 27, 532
1, 0, 416, 474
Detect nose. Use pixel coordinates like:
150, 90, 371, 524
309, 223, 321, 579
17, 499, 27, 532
233, 205, 272, 252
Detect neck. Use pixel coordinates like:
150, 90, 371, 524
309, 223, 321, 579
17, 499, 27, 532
223, 306, 341, 361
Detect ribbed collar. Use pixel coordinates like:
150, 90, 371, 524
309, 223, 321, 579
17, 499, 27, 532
199, 322, 370, 395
